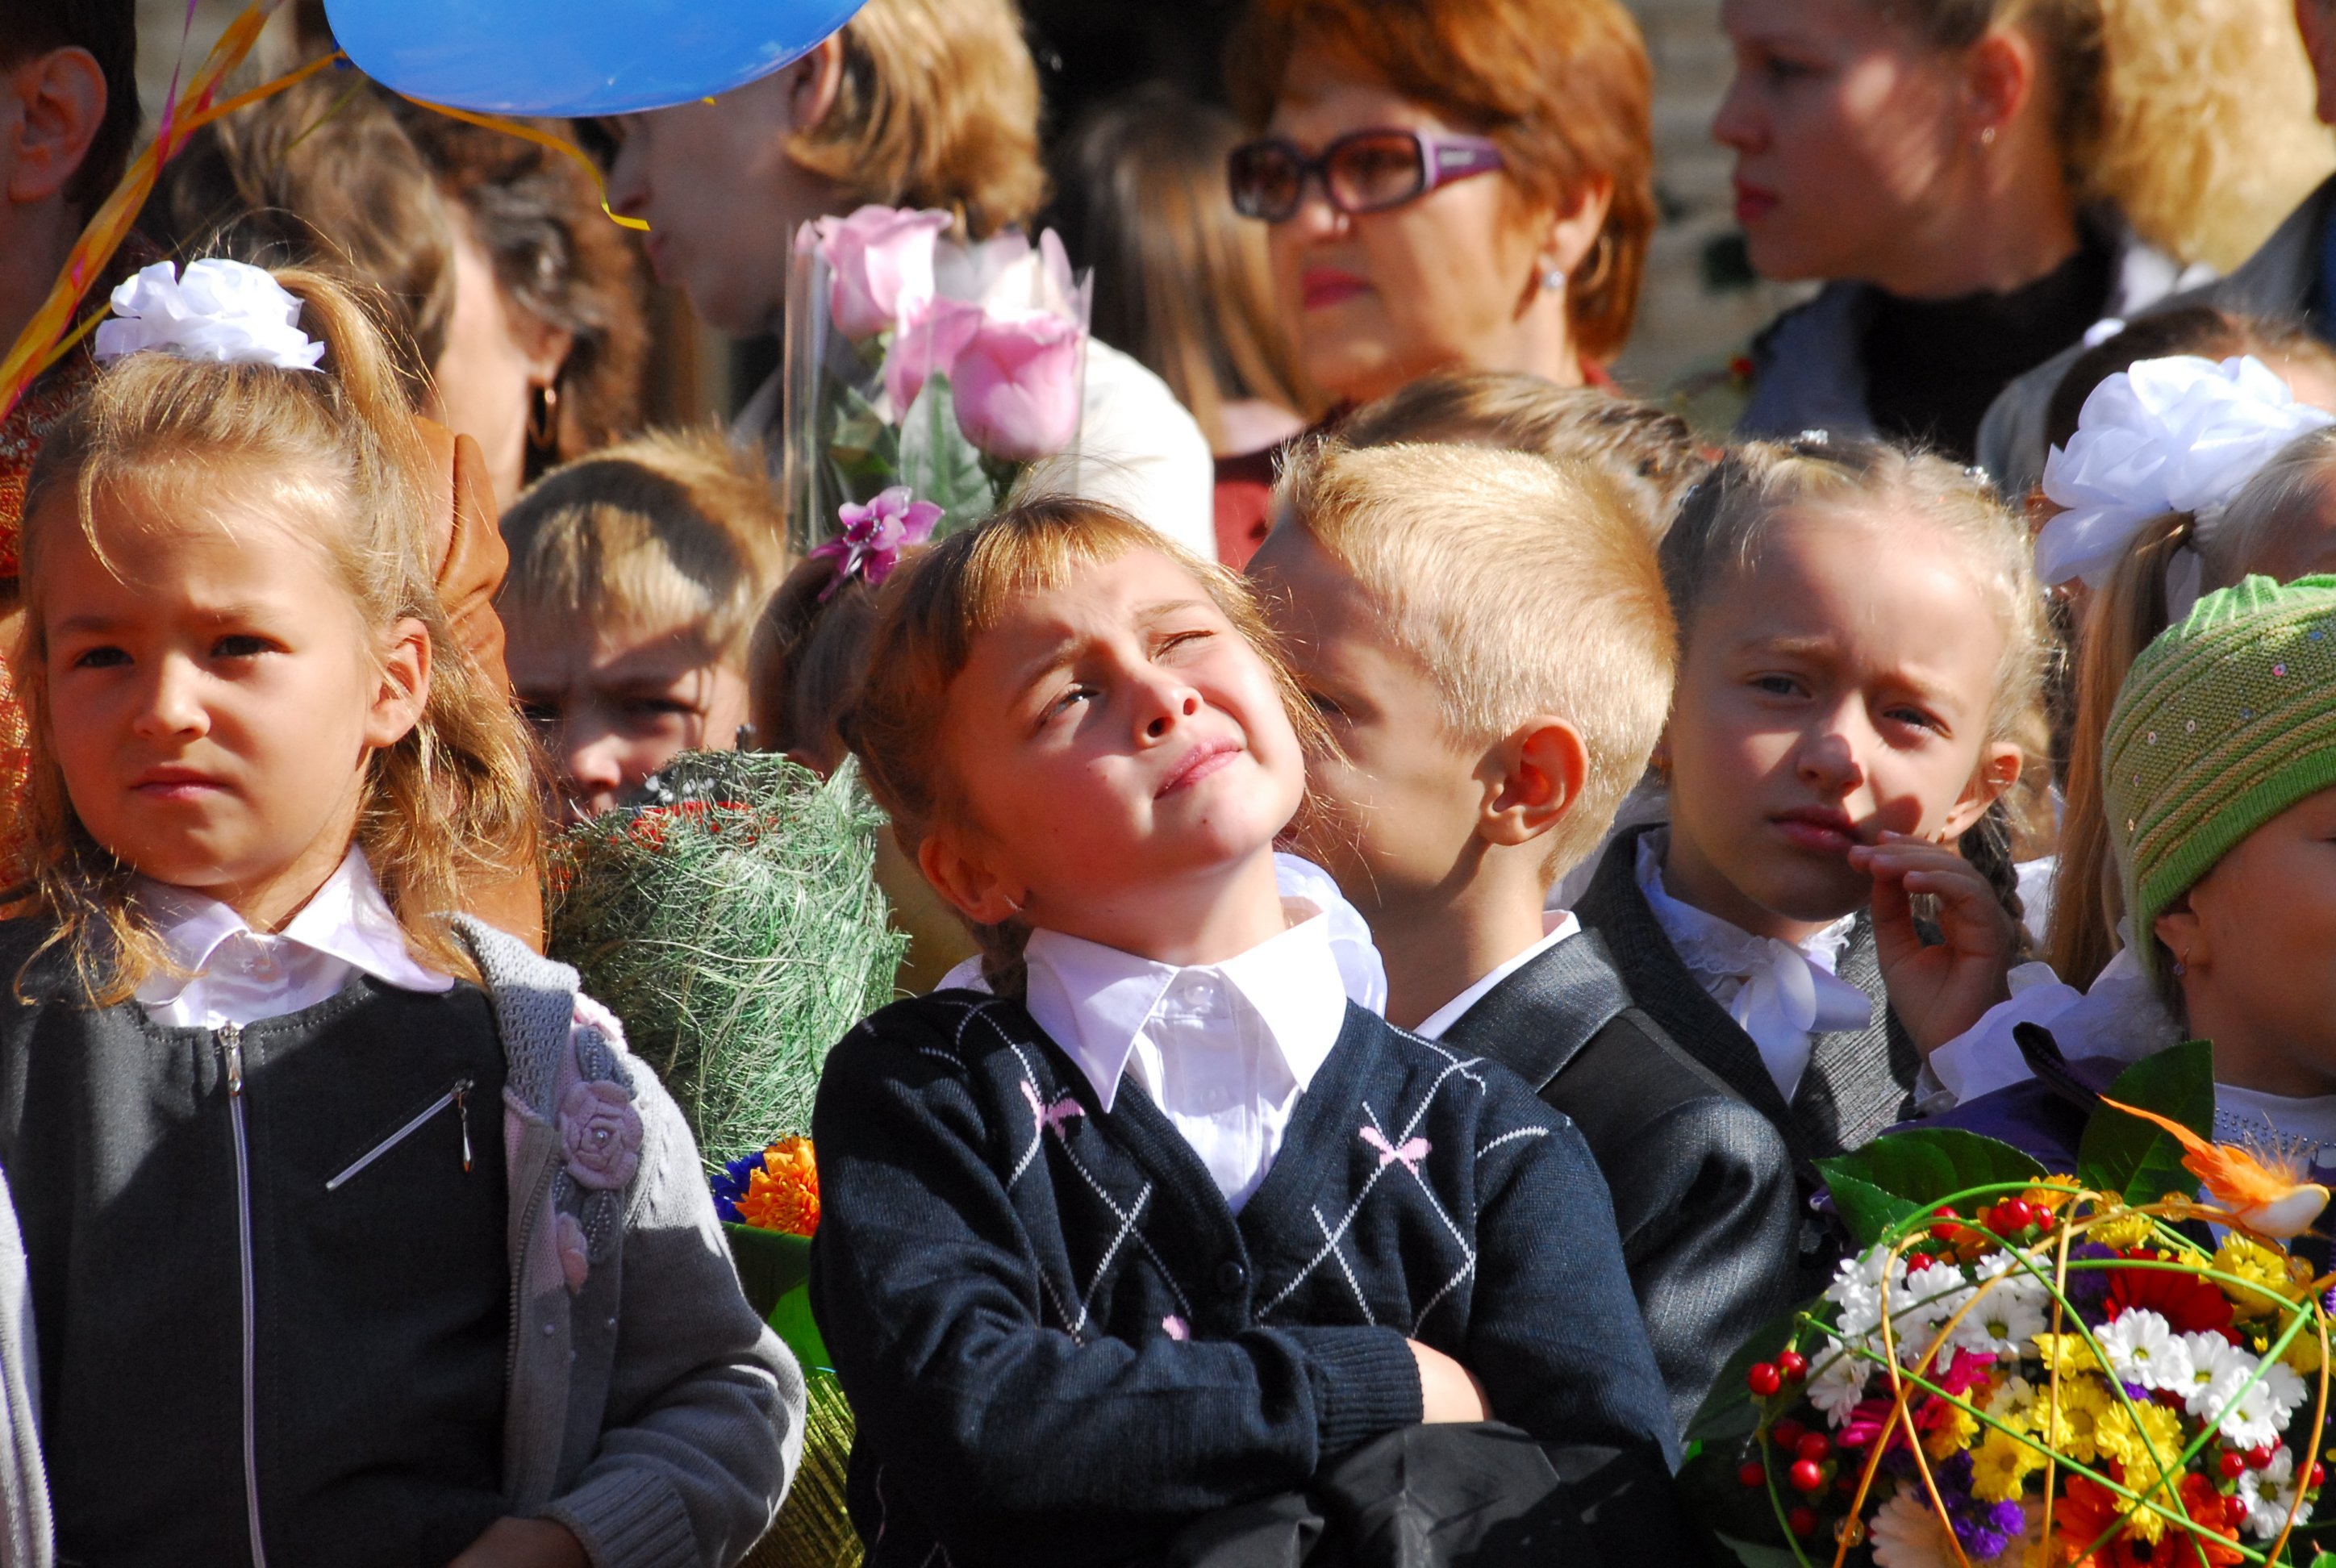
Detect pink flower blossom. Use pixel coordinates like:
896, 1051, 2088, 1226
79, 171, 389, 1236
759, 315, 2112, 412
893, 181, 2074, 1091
811, 486, 943, 597
815, 205, 950, 341
882, 296, 984, 414
559, 1079, 643, 1191
951, 310, 1082, 461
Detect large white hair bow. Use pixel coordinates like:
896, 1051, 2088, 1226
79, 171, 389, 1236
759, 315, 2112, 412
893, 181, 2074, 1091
93, 259, 325, 371
2036, 354, 2333, 590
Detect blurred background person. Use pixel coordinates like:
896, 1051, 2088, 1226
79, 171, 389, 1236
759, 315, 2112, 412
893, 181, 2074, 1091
1717, 0, 2330, 467
399, 110, 651, 511
1223, 0, 1655, 412
1053, 85, 1312, 566
601, 0, 1219, 557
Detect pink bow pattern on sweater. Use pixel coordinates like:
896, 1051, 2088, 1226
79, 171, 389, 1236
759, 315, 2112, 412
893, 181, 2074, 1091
1359, 1125, 1429, 1174
1021, 1078, 1084, 1137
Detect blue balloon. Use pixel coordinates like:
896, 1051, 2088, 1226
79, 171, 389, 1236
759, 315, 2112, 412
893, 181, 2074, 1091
325, 0, 870, 117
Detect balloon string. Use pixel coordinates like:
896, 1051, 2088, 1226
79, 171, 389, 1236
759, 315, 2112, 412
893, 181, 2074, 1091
396, 99, 652, 232
0, 0, 320, 420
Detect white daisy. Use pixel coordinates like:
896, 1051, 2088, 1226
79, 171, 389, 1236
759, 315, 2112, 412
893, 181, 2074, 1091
1809, 1337, 1872, 1428
2096, 1308, 2188, 1391
2178, 1334, 2253, 1423
2216, 1360, 2307, 1451
1868, 1490, 1956, 1568
1985, 1374, 2038, 1422
1950, 1272, 2050, 1357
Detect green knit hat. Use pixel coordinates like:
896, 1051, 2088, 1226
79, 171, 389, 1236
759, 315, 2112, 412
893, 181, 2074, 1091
2104, 573, 2336, 982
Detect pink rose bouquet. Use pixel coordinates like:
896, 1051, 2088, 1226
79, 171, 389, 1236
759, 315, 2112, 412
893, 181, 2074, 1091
781, 206, 1090, 565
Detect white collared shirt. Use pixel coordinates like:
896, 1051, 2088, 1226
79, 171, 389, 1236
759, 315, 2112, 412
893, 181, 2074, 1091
134, 849, 454, 1028
1412, 911, 1583, 1041
1633, 831, 1871, 1103
1021, 902, 1349, 1211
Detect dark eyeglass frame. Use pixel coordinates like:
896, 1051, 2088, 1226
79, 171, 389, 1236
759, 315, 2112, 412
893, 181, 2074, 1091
1226, 128, 1505, 223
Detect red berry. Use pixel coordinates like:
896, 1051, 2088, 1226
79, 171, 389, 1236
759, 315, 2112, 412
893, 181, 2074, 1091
1748, 1362, 1783, 1397
1778, 1350, 1808, 1381
2221, 1451, 2248, 1479
1789, 1458, 1826, 1493
1797, 1432, 1831, 1462
1787, 1507, 1819, 1538
2227, 1496, 2252, 1528
2313, 1462, 2328, 1489
1774, 1419, 1807, 1451
2249, 1445, 2277, 1470
1905, 1252, 1937, 1273
1987, 1198, 2034, 1234
1737, 1459, 1767, 1488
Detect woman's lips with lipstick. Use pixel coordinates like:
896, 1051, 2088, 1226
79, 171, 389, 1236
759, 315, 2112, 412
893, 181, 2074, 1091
1732, 180, 1778, 226
1772, 806, 1859, 854
1157, 740, 1241, 799
1300, 269, 1370, 311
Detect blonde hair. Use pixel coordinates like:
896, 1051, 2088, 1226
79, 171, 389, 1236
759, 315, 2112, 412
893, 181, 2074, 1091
786, 0, 1048, 240
847, 495, 1327, 994
1337, 370, 1710, 537
2044, 427, 2336, 983
498, 427, 790, 668
1663, 438, 2053, 939
1272, 440, 1675, 880
17, 267, 542, 1003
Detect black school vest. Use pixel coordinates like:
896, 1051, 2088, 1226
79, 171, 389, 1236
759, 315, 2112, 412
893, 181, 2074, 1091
0, 974, 510, 1568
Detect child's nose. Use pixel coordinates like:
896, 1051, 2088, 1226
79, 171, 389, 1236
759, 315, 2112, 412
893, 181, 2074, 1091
1795, 716, 1871, 795
132, 658, 209, 740
1143, 689, 1203, 741
1710, 74, 1764, 153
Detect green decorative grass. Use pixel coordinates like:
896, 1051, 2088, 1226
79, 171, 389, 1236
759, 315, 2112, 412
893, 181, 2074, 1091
549, 751, 903, 1167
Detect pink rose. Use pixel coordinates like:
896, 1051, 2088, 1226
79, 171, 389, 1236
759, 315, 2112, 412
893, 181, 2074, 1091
559, 1079, 643, 1191
882, 296, 984, 414
950, 311, 1083, 461
555, 1212, 591, 1293
815, 206, 950, 341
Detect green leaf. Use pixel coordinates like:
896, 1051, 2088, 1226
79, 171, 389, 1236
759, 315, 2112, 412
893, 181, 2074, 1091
1814, 1128, 2045, 1249
770, 1281, 830, 1372
2078, 1040, 2213, 1205
895, 374, 996, 535
1685, 1307, 1800, 1447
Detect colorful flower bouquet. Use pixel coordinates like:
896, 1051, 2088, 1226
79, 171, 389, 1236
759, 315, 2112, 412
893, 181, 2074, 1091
1685, 1042, 2336, 1567
780, 202, 1091, 557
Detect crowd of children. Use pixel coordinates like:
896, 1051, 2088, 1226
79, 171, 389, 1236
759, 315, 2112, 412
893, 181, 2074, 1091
5, 23, 2336, 1560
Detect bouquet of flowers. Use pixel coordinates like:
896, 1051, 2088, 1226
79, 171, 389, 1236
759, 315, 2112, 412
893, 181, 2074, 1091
1685, 1043, 2335, 1567
781, 203, 1091, 557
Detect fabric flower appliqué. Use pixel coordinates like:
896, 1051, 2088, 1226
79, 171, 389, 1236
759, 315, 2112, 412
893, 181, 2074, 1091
559, 1079, 643, 1191
554, 1211, 592, 1293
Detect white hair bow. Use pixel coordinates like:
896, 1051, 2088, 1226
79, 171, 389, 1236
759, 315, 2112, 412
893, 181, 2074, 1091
93, 259, 325, 371
2036, 354, 2332, 590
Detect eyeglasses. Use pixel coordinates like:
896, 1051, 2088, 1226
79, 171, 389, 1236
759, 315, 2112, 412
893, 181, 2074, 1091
1227, 128, 1505, 223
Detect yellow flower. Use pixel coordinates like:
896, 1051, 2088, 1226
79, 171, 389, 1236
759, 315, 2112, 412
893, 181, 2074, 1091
1970, 1428, 2046, 1503
2088, 1209, 2155, 1248
2025, 1179, 2079, 1215
1924, 1399, 1980, 1461
2032, 1332, 2104, 1378
2090, 1401, 2185, 1543
2025, 1374, 2109, 1463
2282, 1325, 2326, 1374
2214, 1233, 2301, 1320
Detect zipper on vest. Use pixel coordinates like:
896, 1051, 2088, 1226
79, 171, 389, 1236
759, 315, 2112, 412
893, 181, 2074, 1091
219, 1022, 269, 1568
324, 1077, 477, 1192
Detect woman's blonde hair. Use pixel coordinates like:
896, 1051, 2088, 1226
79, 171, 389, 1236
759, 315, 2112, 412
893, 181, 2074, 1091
18, 266, 542, 1003
1662, 438, 2054, 943
845, 495, 1327, 995
785, 0, 1048, 240
1874, 0, 2334, 272
2045, 427, 2336, 984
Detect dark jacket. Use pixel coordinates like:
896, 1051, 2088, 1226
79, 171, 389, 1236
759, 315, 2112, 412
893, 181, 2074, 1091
1440, 930, 1820, 1437
809, 990, 1676, 1568
1574, 827, 1920, 1178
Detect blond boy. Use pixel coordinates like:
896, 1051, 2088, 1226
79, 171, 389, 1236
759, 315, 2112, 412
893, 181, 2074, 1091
1250, 440, 1811, 1434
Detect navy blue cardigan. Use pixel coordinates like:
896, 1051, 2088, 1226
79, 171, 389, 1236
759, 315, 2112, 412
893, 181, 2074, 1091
809, 990, 1675, 1568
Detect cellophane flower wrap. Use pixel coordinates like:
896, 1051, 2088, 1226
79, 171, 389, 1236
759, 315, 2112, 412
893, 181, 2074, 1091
1683, 1043, 2335, 1567
782, 202, 1091, 557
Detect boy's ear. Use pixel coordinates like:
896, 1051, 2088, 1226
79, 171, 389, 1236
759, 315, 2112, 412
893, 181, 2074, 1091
2153, 891, 2205, 978
1479, 715, 1588, 848
1938, 740, 2023, 840
918, 826, 1025, 927
365, 617, 432, 750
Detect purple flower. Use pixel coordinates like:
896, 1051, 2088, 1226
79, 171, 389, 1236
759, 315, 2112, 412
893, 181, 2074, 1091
559, 1080, 643, 1191
2063, 1242, 2117, 1316
810, 485, 943, 599
711, 1151, 761, 1224
1953, 1498, 2025, 1560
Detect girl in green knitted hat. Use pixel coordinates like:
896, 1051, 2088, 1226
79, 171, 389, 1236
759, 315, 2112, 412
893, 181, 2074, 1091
1930, 574, 2336, 1170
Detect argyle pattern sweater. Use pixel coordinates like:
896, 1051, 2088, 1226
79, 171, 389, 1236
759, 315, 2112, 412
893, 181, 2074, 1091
809, 990, 1675, 1568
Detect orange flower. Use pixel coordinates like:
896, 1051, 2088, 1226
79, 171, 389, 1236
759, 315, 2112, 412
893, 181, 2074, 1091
738, 1135, 820, 1236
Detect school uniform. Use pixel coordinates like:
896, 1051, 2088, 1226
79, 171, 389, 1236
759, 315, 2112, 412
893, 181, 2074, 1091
1424, 915, 1819, 1437
1575, 826, 1919, 1179
808, 906, 1675, 1568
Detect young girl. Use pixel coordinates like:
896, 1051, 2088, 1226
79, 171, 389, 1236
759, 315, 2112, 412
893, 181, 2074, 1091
810, 496, 1680, 1567
1575, 436, 2049, 1170
1937, 576, 2336, 1174
6, 259, 796, 1567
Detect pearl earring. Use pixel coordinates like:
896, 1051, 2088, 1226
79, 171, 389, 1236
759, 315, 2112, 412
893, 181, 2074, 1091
2172, 959, 2188, 977
1541, 265, 1566, 294
1977, 125, 1997, 148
